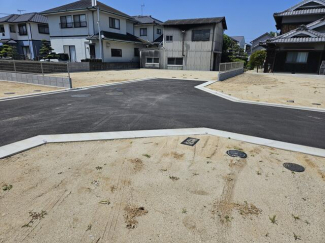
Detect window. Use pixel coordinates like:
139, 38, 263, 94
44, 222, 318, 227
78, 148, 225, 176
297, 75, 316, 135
60, 16, 73, 28
9, 25, 15, 33
0, 25, 4, 33
134, 48, 140, 57
18, 24, 27, 35
38, 24, 49, 34
157, 28, 162, 35
109, 17, 120, 29
146, 58, 159, 64
168, 57, 183, 66
73, 14, 87, 28
286, 52, 309, 64
111, 49, 122, 57
192, 29, 210, 41
166, 35, 173, 42
140, 28, 147, 36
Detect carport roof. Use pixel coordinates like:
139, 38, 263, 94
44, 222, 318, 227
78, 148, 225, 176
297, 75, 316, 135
164, 17, 227, 29
87, 31, 149, 44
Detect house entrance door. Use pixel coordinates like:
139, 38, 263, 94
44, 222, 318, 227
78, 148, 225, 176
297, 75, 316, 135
89, 44, 96, 59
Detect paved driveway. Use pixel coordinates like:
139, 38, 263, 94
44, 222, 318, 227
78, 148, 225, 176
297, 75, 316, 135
1, 78, 325, 148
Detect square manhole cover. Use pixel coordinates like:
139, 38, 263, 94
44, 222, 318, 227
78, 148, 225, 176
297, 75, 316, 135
181, 137, 200, 146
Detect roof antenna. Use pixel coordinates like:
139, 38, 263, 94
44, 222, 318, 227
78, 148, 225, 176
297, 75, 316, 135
141, 4, 145, 16
17, 9, 26, 14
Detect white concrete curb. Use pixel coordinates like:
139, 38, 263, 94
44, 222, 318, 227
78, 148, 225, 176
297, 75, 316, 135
1, 128, 324, 159
195, 80, 325, 113
0, 78, 153, 102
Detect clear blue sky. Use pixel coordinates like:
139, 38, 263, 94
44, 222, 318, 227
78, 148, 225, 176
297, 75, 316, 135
1, 0, 299, 42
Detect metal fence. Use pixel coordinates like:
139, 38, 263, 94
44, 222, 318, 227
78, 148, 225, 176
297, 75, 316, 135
219, 62, 244, 73
0, 60, 70, 77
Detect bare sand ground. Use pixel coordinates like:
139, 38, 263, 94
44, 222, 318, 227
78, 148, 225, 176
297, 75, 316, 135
1, 135, 324, 243
0, 81, 61, 98
64, 69, 219, 88
208, 73, 325, 109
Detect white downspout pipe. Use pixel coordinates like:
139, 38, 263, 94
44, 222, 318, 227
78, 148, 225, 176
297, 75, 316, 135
92, 0, 102, 60
97, 7, 102, 60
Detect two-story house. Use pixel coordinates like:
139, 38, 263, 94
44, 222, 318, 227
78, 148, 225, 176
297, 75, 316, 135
133, 16, 163, 44
41, 0, 147, 62
262, 0, 325, 74
140, 17, 227, 71
0, 13, 50, 60
250, 33, 273, 53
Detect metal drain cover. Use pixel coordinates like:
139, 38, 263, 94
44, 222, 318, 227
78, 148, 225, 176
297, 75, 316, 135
181, 137, 200, 146
4, 92, 15, 95
71, 94, 91, 98
34, 90, 42, 92
283, 163, 305, 172
227, 150, 247, 158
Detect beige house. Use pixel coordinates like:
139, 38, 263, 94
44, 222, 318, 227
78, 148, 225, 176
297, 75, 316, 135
140, 17, 227, 71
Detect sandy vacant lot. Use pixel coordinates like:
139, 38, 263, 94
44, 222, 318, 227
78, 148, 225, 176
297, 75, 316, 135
209, 73, 325, 109
64, 69, 218, 88
1, 135, 324, 243
0, 81, 61, 98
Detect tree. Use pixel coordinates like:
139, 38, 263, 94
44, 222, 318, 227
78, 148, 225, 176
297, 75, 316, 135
39, 40, 54, 59
222, 35, 248, 64
0, 44, 18, 59
248, 50, 266, 72
269, 31, 278, 37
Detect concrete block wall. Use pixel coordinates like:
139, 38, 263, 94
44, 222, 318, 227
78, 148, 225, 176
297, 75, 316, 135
0, 72, 71, 88
218, 69, 244, 81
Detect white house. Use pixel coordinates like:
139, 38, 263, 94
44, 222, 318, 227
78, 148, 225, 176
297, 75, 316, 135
41, 0, 147, 62
0, 13, 50, 60
132, 16, 163, 43
140, 17, 227, 71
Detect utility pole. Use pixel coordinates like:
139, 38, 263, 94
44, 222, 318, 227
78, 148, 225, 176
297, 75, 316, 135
141, 4, 145, 16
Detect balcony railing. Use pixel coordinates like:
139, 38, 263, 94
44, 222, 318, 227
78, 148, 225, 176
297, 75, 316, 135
60, 22, 87, 29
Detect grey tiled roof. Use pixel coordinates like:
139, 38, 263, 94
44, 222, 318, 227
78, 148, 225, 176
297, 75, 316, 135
266, 25, 325, 43
274, 0, 325, 16
0, 13, 47, 24
230, 36, 245, 43
164, 17, 227, 29
307, 16, 325, 28
274, 8, 325, 16
42, 0, 131, 19
133, 15, 163, 25
250, 33, 273, 43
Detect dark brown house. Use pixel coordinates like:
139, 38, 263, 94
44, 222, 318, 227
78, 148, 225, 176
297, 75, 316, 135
262, 0, 325, 74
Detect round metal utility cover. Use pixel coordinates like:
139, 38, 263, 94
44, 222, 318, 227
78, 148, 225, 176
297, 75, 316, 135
283, 163, 305, 173
71, 94, 91, 98
226, 150, 247, 159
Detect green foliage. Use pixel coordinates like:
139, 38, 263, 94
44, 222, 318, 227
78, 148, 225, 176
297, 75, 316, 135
222, 35, 248, 64
269, 31, 278, 37
0, 44, 18, 59
39, 40, 54, 58
248, 50, 266, 72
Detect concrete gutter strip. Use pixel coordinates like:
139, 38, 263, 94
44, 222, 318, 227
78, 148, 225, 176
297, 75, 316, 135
1, 128, 324, 159
0, 78, 153, 102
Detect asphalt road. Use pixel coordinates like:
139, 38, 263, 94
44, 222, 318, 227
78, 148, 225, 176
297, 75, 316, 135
1, 78, 325, 148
